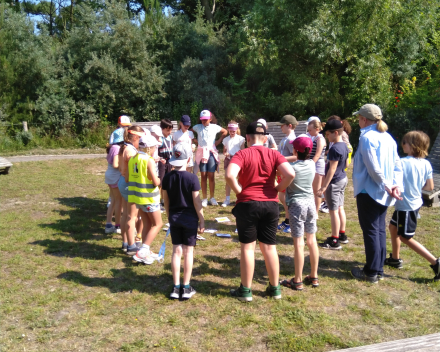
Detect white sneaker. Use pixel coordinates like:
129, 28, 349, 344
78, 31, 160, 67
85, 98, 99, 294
222, 198, 230, 207
132, 248, 155, 265
202, 199, 208, 207
209, 198, 218, 206
320, 202, 329, 214
114, 227, 121, 234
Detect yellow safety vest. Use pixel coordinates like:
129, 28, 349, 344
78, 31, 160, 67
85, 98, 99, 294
128, 152, 160, 205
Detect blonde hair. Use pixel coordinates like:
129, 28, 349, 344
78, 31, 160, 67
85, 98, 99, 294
308, 120, 322, 131
402, 131, 430, 158
228, 120, 241, 135
377, 119, 388, 133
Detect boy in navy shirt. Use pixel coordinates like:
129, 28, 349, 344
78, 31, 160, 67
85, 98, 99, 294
162, 144, 205, 300
317, 120, 349, 250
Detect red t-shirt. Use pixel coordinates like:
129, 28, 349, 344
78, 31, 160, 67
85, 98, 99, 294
230, 145, 287, 204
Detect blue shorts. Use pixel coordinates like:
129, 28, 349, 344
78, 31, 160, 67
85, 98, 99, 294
137, 203, 160, 213
199, 153, 217, 173
118, 176, 129, 202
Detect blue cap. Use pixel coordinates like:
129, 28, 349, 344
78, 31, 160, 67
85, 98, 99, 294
111, 128, 124, 144
181, 115, 191, 126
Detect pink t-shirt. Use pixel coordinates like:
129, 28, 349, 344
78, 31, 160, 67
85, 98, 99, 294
230, 145, 287, 204
107, 145, 120, 164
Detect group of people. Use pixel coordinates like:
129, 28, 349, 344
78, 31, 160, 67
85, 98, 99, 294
103, 104, 440, 301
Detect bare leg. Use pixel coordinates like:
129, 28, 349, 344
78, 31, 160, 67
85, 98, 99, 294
338, 206, 346, 232
401, 237, 437, 265
143, 210, 162, 247
293, 237, 305, 282
240, 242, 256, 288
200, 171, 208, 199
106, 189, 116, 224
110, 187, 122, 225
208, 172, 216, 199
312, 173, 323, 214
171, 244, 182, 285
259, 242, 280, 286
225, 183, 231, 197
182, 245, 194, 285
279, 192, 289, 221
329, 209, 340, 237
306, 233, 319, 278
121, 198, 128, 243
389, 223, 401, 259
126, 203, 138, 246
136, 215, 143, 239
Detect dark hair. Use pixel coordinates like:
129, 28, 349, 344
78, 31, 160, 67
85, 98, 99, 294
327, 115, 352, 134
296, 147, 311, 160
328, 127, 344, 135
106, 141, 124, 154
160, 118, 173, 130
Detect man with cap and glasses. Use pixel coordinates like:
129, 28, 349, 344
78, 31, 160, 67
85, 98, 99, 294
225, 121, 295, 301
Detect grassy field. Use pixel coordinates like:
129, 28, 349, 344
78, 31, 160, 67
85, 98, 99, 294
1, 158, 439, 352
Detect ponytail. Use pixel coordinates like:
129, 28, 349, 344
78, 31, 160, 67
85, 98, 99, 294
376, 119, 388, 133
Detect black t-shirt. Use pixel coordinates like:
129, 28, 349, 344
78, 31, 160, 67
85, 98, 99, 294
162, 170, 201, 227
325, 142, 348, 184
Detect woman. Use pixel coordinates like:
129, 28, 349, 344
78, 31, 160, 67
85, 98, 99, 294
351, 104, 403, 283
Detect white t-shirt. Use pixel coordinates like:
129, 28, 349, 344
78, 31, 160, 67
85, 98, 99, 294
222, 135, 245, 157
395, 157, 433, 211
192, 124, 222, 147
172, 129, 194, 147
279, 131, 296, 157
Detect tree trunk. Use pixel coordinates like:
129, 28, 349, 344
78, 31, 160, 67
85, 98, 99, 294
200, 0, 213, 22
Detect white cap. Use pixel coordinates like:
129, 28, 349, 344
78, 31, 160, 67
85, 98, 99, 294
200, 110, 212, 120
139, 135, 161, 148
150, 125, 163, 137
257, 118, 267, 126
142, 127, 151, 136
307, 116, 320, 123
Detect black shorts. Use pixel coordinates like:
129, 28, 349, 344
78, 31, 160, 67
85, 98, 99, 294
170, 224, 197, 246
232, 201, 279, 245
158, 161, 172, 186
390, 209, 419, 239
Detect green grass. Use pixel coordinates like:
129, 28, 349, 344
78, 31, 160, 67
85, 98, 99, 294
0, 159, 439, 351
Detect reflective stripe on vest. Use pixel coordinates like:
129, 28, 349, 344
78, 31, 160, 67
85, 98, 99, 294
128, 152, 160, 205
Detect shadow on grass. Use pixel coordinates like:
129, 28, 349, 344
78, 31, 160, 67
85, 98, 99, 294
39, 197, 107, 242
58, 269, 232, 299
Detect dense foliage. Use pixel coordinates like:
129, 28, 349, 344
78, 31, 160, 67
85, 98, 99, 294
1, 0, 439, 150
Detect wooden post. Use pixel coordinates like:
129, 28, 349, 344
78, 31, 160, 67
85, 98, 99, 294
22, 121, 28, 132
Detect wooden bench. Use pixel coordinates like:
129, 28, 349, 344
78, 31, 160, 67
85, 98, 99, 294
266, 121, 308, 145
423, 124, 440, 207
0, 156, 13, 175
133, 121, 179, 137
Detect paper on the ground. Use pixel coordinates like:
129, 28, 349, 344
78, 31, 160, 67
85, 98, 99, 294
165, 223, 170, 227
197, 235, 206, 240
204, 229, 217, 233
216, 233, 231, 238
215, 217, 230, 223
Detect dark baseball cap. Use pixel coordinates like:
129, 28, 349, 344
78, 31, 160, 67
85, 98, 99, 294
321, 119, 343, 134
246, 121, 267, 135
181, 115, 191, 126
279, 115, 298, 126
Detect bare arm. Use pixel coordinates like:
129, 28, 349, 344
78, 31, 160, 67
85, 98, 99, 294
270, 143, 278, 150
317, 160, 337, 196
147, 158, 161, 187
215, 128, 228, 147
192, 190, 205, 233
112, 154, 119, 169
225, 163, 242, 194
223, 144, 229, 158
284, 155, 297, 163
275, 162, 295, 192
422, 178, 434, 191
312, 138, 325, 163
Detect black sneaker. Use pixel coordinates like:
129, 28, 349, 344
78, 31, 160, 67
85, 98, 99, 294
384, 253, 403, 269
339, 233, 349, 244
430, 258, 440, 281
319, 237, 342, 250
170, 286, 180, 300
351, 267, 378, 284
182, 286, 196, 300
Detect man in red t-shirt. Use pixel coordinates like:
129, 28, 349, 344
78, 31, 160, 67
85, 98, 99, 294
226, 121, 295, 301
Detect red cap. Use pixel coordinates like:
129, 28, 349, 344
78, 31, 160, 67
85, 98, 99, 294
290, 134, 313, 153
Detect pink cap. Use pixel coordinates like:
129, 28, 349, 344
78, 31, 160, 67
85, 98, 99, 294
228, 123, 238, 130
290, 134, 313, 152
200, 110, 211, 120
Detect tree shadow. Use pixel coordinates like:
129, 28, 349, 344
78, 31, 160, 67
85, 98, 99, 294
39, 197, 108, 242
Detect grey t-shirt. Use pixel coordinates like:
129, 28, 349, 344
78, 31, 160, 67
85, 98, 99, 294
286, 159, 315, 205
263, 134, 276, 148
279, 131, 296, 157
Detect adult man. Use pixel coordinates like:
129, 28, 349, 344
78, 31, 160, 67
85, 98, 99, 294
225, 121, 295, 301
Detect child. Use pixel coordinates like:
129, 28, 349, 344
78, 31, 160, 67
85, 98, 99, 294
307, 118, 327, 216
157, 119, 174, 204
327, 115, 353, 166
104, 131, 124, 234
172, 115, 195, 172
109, 115, 131, 144
280, 134, 319, 290
222, 121, 245, 207
162, 143, 205, 299
317, 120, 349, 249
117, 125, 144, 254
385, 131, 439, 281
131, 134, 163, 264
191, 110, 228, 207
257, 119, 277, 150
277, 115, 297, 233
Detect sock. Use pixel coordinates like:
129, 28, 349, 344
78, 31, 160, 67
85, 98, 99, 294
285, 218, 290, 225
141, 244, 150, 250
203, 198, 208, 202
174, 284, 180, 289
339, 230, 345, 235
115, 224, 120, 228
122, 242, 128, 247
225, 196, 230, 200
127, 243, 137, 249
332, 235, 339, 239
105, 223, 113, 228
183, 284, 190, 289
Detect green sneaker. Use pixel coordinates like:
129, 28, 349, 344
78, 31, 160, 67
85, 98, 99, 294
230, 284, 252, 302
266, 283, 282, 299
